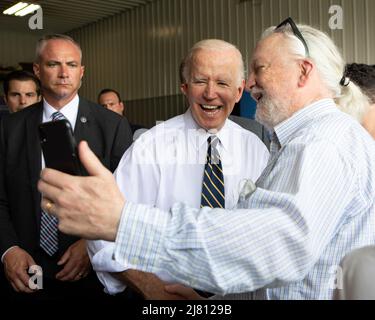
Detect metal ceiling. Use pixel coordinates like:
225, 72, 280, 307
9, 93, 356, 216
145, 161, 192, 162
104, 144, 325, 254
0, 0, 155, 33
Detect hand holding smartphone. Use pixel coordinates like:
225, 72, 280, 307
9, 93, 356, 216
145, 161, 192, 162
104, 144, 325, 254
39, 119, 82, 175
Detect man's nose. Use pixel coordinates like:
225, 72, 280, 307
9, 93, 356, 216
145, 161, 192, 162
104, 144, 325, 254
203, 82, 217, 100
59, 64, 68, 77
246, 72, 256, 91
19, 95, 27, 105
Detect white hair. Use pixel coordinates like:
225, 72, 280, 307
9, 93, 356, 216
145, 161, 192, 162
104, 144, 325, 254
262, 24, 370, 122
182, 39, 245, 86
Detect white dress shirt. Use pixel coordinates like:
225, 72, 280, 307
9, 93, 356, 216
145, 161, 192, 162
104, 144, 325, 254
42, 95, 79, 127
87, 108, 269, 294
112, 99, 375, 299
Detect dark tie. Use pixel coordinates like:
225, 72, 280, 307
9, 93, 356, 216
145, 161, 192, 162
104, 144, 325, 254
197, 136, 224, 297
201, 136, 225, 209
39, 111, 65, 256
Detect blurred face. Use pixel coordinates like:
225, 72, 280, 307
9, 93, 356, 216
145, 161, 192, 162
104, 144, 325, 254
98, 92, 124, 115
181, 48, 244, 131
5, 80, 40, 113
247, 34, 299, 129
33, 39, 84, 108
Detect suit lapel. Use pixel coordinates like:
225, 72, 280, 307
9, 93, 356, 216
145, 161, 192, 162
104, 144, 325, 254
73, 98, 89, 142
74, 98, 96, 148
26, 103, 43, 228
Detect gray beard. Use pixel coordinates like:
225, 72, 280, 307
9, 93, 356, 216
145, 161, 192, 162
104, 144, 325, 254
255, 95, 291, 130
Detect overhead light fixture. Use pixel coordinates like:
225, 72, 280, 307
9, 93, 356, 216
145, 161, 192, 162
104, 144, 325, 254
3, 2, 28, 15
15, 3, 40, 16
2, 2, 41, 16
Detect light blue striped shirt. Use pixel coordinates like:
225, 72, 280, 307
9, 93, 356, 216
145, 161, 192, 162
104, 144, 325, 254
113, 99, 375, 299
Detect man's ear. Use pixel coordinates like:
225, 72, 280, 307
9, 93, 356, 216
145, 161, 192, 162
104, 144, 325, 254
298, 59, 314, 87
235, 79, 246, 103
80, 65, 85, 79
180, 83, 188, 96
33, 63, 40, 78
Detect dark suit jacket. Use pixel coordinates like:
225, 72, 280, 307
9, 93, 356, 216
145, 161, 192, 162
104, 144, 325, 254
0, 98, 132, 275
229, 115, 270, 150
0, 106, 9, 122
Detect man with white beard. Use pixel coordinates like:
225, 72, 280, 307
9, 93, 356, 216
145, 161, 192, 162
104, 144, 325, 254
38, 18, 375, 299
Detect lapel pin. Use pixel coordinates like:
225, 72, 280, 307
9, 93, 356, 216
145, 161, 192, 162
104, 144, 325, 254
80, 116, 87, 123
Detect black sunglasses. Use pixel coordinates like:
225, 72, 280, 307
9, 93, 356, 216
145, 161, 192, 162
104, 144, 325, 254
276, 17, 310, 57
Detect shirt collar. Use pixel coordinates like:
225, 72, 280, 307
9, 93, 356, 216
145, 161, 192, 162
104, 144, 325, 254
43, 95, 79, 128
184, 107, 232, 152
273, 98, 338, 147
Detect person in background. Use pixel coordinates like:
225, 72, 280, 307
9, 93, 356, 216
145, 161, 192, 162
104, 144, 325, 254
3, 70, 41, 113
332, 63, 375, 300
344, 63, 375, 138
98, 88, 146, 136
98, 88, 124, 116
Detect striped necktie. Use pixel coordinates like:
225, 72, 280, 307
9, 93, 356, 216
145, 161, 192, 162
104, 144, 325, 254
51, 111, 65, 121
201, 136, 225, 209
39, 111, 65, 256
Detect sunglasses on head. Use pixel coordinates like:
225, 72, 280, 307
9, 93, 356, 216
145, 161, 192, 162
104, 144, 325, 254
276, 17, 310, 57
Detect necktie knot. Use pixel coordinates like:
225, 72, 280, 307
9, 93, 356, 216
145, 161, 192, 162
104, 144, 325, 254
208, 135, 219, 148
51, 111, 65, 121
207, 136, 220, 165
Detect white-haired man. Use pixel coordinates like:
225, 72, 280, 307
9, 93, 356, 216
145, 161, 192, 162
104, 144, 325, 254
38, 19, 375, 299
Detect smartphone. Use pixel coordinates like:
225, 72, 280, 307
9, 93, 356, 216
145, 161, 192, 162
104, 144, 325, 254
39, 119, 82, 175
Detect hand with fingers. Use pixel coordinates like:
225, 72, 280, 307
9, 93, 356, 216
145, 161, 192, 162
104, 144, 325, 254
38, 141, 124, 241
55, 239, 91, 282
3, 247, 39, 293
114, 269, 190, 300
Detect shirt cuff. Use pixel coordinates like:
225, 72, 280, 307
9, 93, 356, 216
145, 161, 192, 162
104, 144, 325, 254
1, 246, 19, 263
86, 240, 127, 295
87, 240, 125, 272
113, 201, 169, 276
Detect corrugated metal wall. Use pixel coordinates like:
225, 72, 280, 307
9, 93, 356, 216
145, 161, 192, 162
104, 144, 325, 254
0, 30, 41, 67
68, 0, 375, 127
